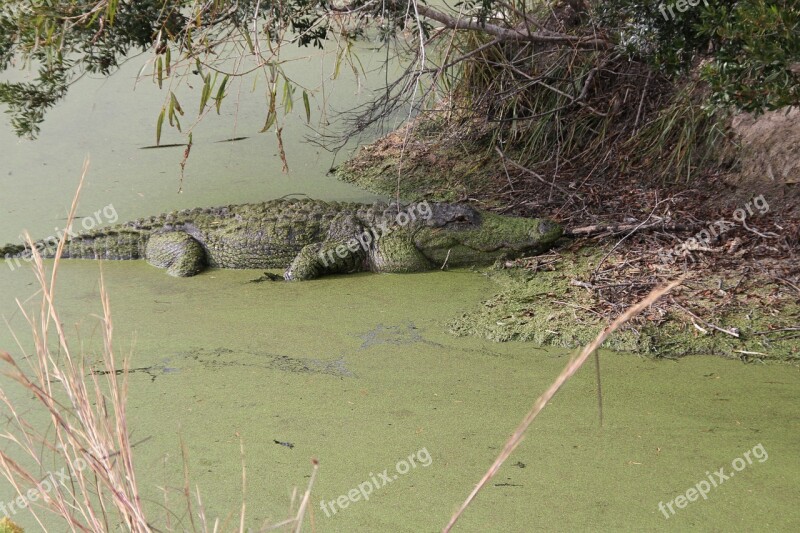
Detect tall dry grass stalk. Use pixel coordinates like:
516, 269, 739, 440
0, 160, 150, 531
0, 162, 316, 532
443, 278, 684, 532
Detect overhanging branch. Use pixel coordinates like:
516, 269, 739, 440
414, 5, 610, 49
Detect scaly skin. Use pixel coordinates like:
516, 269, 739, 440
1, 199, 562, 280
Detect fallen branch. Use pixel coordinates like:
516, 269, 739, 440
566, 220, 697, 237
672, 302, 740, 338
495, 146, 578, 199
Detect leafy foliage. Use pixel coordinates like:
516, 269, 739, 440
0, 0, 343, 138
595, 0, 799, 111
698, 0, 800, 111
0, 0, 796, 143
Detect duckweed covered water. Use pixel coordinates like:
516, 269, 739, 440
0, 261, 798, 531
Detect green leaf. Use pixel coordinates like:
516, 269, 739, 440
107, 0, 119, 25
165, 48, 171, 76
302, 90, 311, 123
168, 94, 175, 126
282, 79, 293, 115
171, 92, 184, 115
156, 107, 165, 146
199, 75, 211, 113
260, 110, 276, 133
215, 75, 229, 114
157, 56, 163, 89
243, 31, 255, 55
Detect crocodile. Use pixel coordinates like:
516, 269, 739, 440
1, 199, 562, 280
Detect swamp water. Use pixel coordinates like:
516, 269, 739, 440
1, 44, 799, 532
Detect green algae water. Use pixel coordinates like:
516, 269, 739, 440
0, 262, 798, 531
1, 45, 800, 533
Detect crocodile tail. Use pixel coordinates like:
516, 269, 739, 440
0, 243, 26, 257
60, 230, 148, 260
2, 230, 148, 262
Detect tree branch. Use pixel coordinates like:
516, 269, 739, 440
414, 5, 610, 49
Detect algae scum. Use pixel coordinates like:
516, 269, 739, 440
1, 262, 799, 531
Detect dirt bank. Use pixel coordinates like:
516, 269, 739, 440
336, 109, 800, 361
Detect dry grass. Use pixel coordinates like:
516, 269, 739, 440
0, 163, 316, 532
443, 278, 684, 532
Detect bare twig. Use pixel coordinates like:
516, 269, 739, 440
443, 279, 684, 532
672, 302, 740, 338
494, 146, 577, 199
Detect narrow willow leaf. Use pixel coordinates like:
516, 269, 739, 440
243, 30, 255, 54
332, 47, 344, 80
136, 62, 149, 83
107, 0, 118, 25
168, 94, 175, 126
216, 75, 229, 114
88, 8, 102, 26
156, 107, 165, 146
199, 75, 211, 113
171, 93, 184, 115
165, 47, 171, 76
302, 90, 311, 123
282, 80, 293, 115
157, 56, 163, 89
260, 110, 276, 133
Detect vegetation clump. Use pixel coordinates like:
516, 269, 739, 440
449, 246, 800, 362
0, 517, 23, 533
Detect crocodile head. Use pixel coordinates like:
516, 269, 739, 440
411, 204, 562, 267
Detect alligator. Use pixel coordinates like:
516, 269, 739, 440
1, 199, 562, 280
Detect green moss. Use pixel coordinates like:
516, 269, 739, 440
448, 249, 800, 362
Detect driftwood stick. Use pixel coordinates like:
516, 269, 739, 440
566, 220, 697, 237
673, 303, 740, 338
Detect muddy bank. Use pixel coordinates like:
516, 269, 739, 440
336, 111, 800, 361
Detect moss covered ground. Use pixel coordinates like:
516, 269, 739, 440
448, 247, 799, 362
